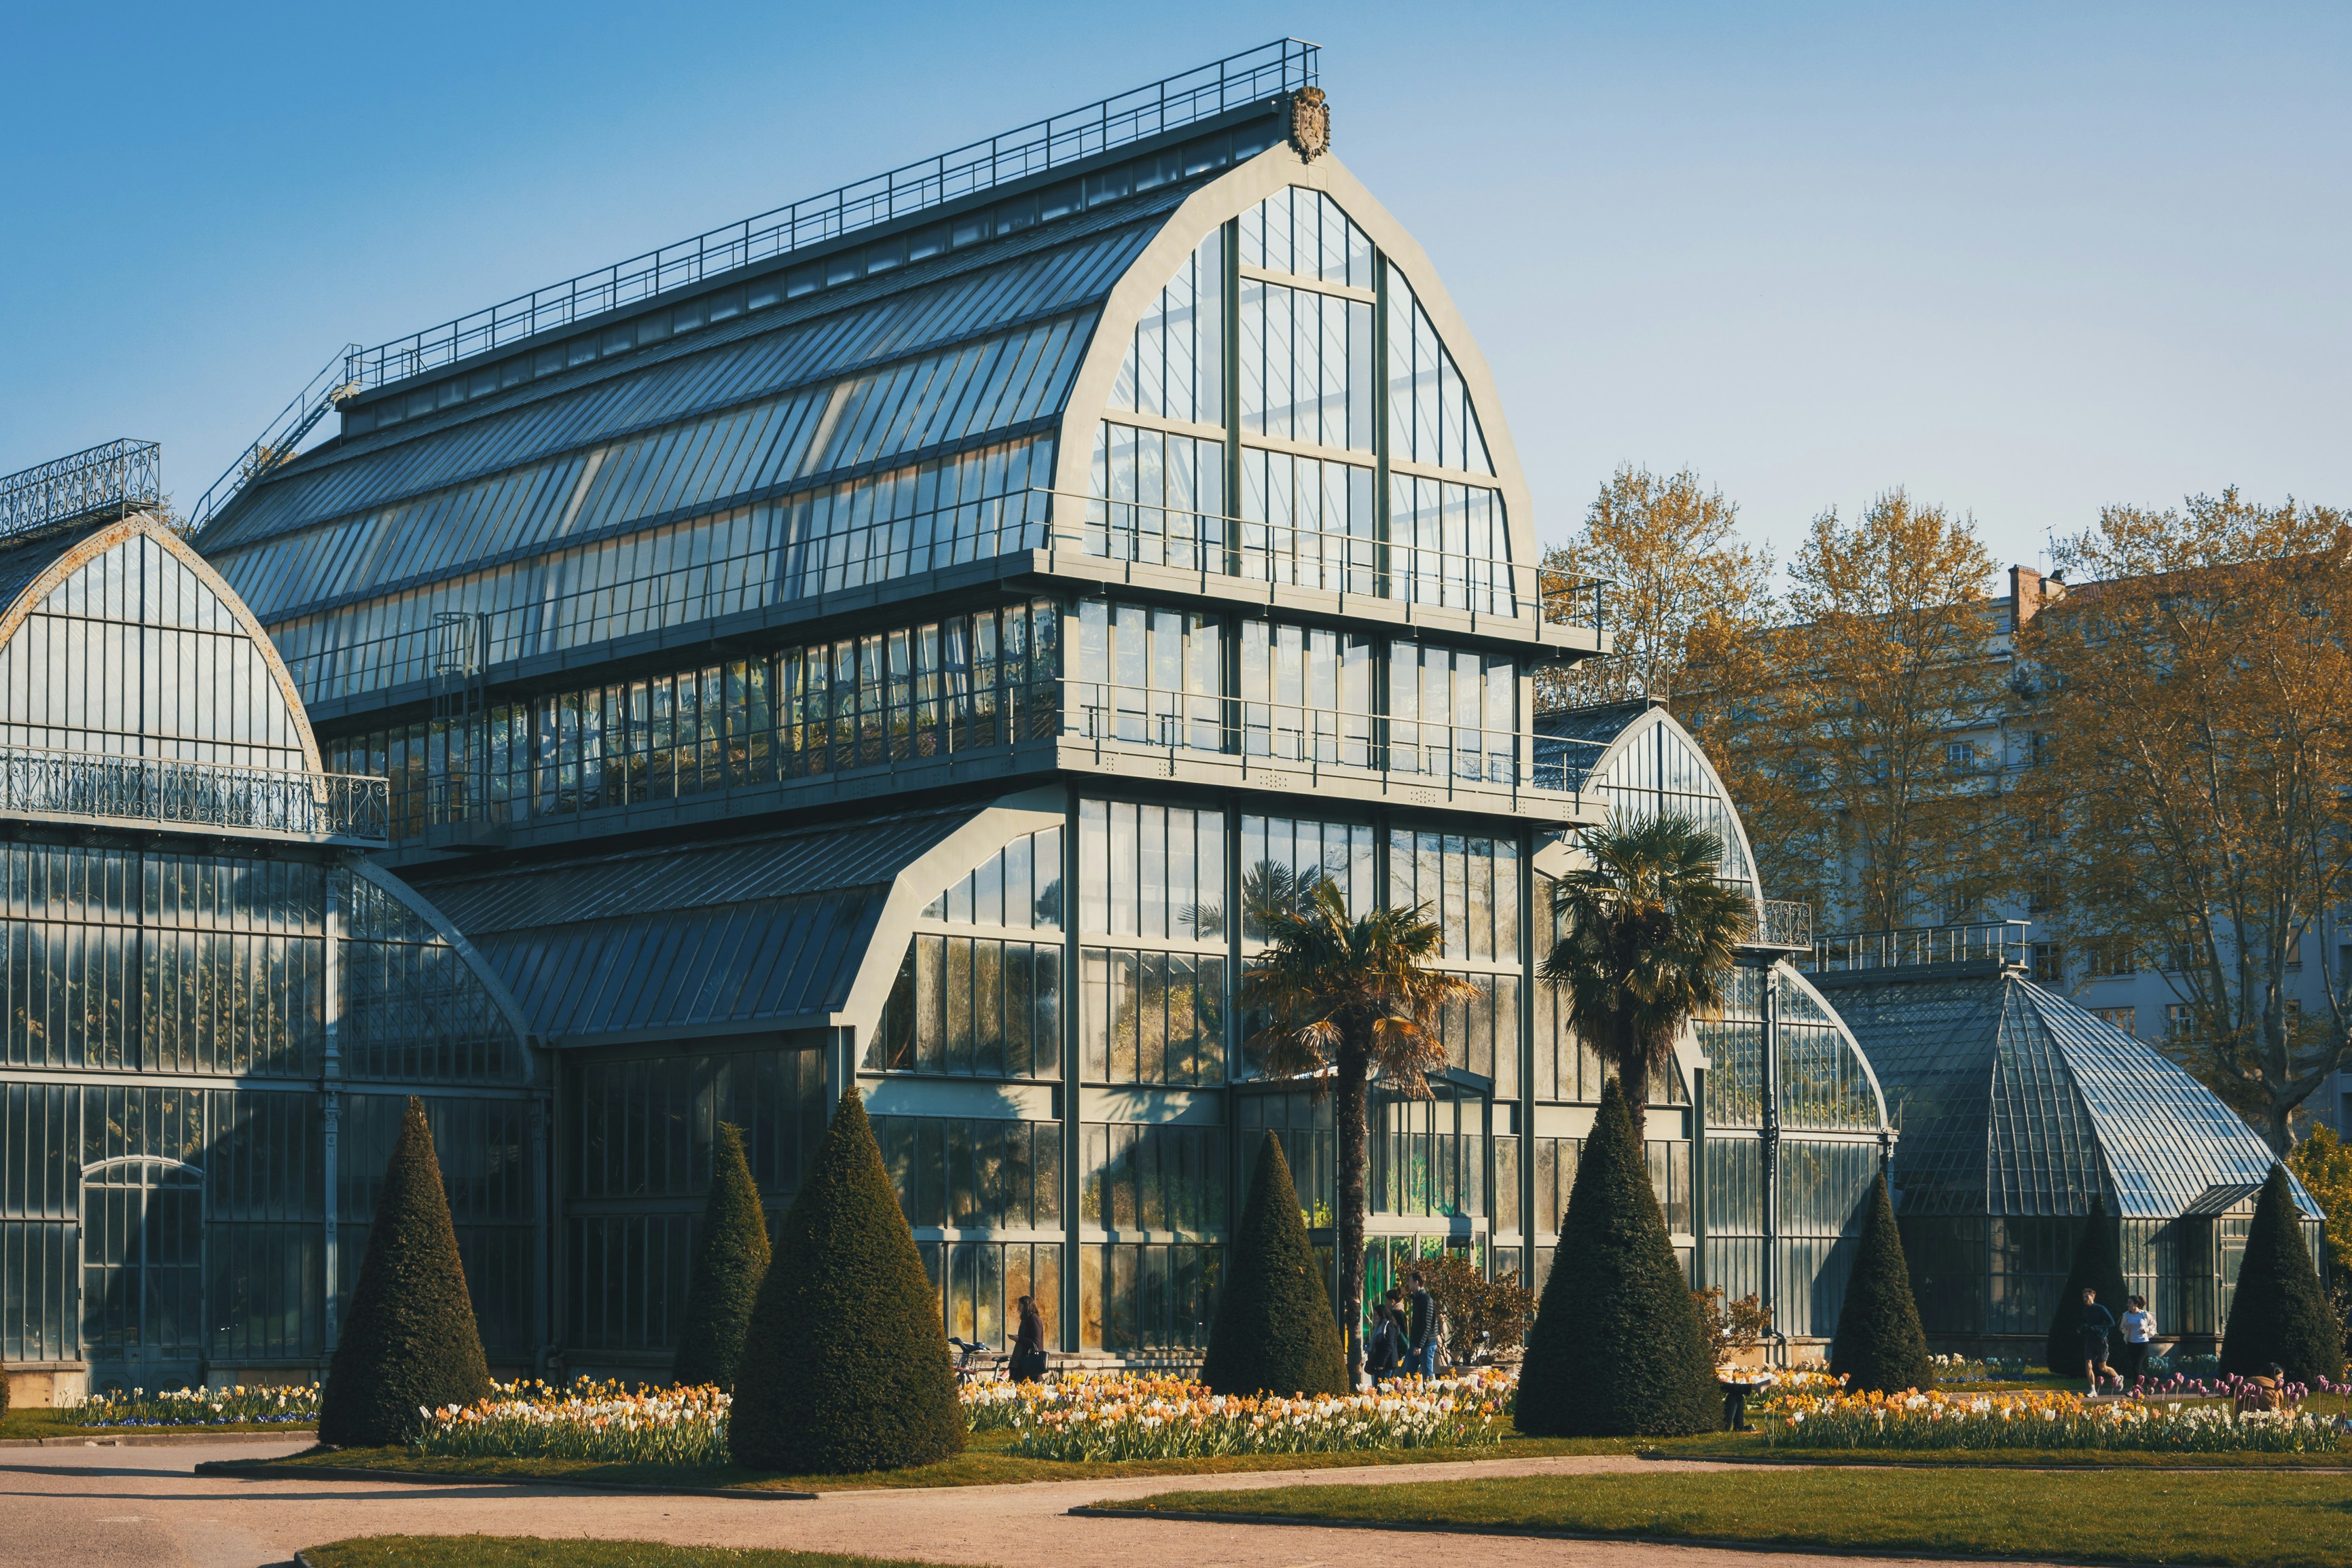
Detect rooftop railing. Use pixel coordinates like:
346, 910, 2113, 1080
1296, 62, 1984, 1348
0, 439, 161, 543
1807, 919, 2030, 974
344, 39, 1317, 395
0, 746, 390, 843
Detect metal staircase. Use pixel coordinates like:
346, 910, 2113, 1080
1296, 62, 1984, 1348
184, 344, 360, 534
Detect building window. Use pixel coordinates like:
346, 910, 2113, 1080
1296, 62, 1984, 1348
1944, 740, 1976, 774
2167, 1003, 2197, 1043
2091, 1006, 2137, 1036
2084, 936, 2137, 979
2030, 943, 2063, 985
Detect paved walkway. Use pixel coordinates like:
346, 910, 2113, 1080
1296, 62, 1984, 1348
0, 1440, 2064, 1568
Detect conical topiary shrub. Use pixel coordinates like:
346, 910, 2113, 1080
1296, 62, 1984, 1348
2043, 1194, 2130, 1376
673, 1123, 771, 1390
319, 1097, 490, 1446
730, 1088, 963, 1473
2221, 1165, 2345, 1383
1517, 1077, 1718, 1436
1201, 1131, 1348, 1397
1829, 1171, 1933, 1393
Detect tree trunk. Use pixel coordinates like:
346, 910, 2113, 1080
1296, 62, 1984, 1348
1616, 1018, 1649, 1145
1336, 1044, 1369, 1387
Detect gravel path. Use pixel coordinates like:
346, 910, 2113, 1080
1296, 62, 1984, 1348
0, 1439, 2067, 1568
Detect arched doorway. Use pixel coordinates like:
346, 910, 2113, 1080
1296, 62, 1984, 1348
80, 1159, 205, 1393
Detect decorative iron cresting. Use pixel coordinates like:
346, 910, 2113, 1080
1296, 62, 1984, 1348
0, 440, 161, 543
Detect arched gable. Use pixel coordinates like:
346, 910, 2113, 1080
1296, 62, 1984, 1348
0, 513, 322, 772
1579, 703, 1766, 914
1055, 147, 1538, 575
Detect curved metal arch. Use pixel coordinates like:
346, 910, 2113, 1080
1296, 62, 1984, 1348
78, 1155, 205, 1180
346, 858, 543, 1082
1773, 957, 1895, 1133
0, 512, 325, 773
1053, 146, 1539, 573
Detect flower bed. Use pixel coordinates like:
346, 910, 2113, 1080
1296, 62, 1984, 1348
1766, 1386, 2352, 1454
414, 1380, 729, 1465
973, 1370, 1513, 1461
68, 1383, 321, 1427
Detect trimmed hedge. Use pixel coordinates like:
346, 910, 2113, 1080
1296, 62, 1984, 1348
1517, 1077, 1719, 1436
1201, 1131, 1349, 1397
2221, 1165, 2346, 1383
673, 1123, 771, 1390
1829, 1171, 1933, 1394
729, 1089, 963, 1473
2042, 1194, 2130, 1376
319, 1097, 490, 1446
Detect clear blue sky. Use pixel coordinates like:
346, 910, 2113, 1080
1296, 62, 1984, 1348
3, 2, 2345, 577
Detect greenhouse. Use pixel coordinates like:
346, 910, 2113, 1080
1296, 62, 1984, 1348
4, 45, 1908, 1394
0, 452, 536, 1404
1812, 932, 2325, 1355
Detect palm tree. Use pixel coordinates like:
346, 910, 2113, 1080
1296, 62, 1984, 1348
1242, 881, 1475, 1383
1540, 813, 1751, 1139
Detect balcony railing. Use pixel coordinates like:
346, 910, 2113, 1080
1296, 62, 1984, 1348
1062, 680, 1606, 797
0, 747, 390, 843
1807, 919, 2030, 974
1062, 493, 1608, 630
272, 486, 1591, 708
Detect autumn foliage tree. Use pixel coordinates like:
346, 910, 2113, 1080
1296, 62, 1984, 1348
2017, 492, 2352, 1150
1679, 490, 2008, 929
1538, 466, 1775, 709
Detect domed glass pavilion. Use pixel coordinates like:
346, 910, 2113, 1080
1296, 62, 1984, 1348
1813, 933, 2324, 1354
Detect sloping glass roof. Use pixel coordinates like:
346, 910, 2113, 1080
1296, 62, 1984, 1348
411, 806, 976, 1044
203, 187, 1197, 620
1826, 969, 2313, 1221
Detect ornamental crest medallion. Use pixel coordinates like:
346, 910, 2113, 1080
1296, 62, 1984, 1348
1287, 88, 1331, 161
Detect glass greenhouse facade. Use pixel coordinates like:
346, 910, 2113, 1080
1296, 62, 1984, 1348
1815, 950, 2325, 1355
5, 47, 1902, 1393
0, 502, 535, 1403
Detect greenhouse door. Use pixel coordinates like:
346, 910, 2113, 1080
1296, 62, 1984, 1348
81, 1161, 205, 1391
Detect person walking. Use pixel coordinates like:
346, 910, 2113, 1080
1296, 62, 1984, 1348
2078, 1286, 2120, 1393
1407, 1269, 1439, 1380
2118, 1294, 2156, 1388
1009, 1294, 1048, 1383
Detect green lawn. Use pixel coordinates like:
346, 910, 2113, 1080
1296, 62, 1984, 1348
237, 1425, 1700, 1492
1104, 1470, 2352, 1568
302, 1541, 930, 1568
1, 1407, 314, 1440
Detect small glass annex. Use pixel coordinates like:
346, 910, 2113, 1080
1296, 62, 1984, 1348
0, 43, 1906, 1381
1815, 943, 2326, 1354
0, 486, 534, 1404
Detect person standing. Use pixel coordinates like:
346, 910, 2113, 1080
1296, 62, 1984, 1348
1009, 1294, 1048, 1383
2078, 1286, 2120, 1393
1364, 1290, 1405, 1383
2118, 1295, 2156, 1388
1407, 1269, 1438, 1379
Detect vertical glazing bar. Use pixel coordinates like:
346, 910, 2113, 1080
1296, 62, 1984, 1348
1060, 786, 1084, 1353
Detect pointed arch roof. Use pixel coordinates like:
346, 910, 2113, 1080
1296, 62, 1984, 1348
0, 511, 322, 771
